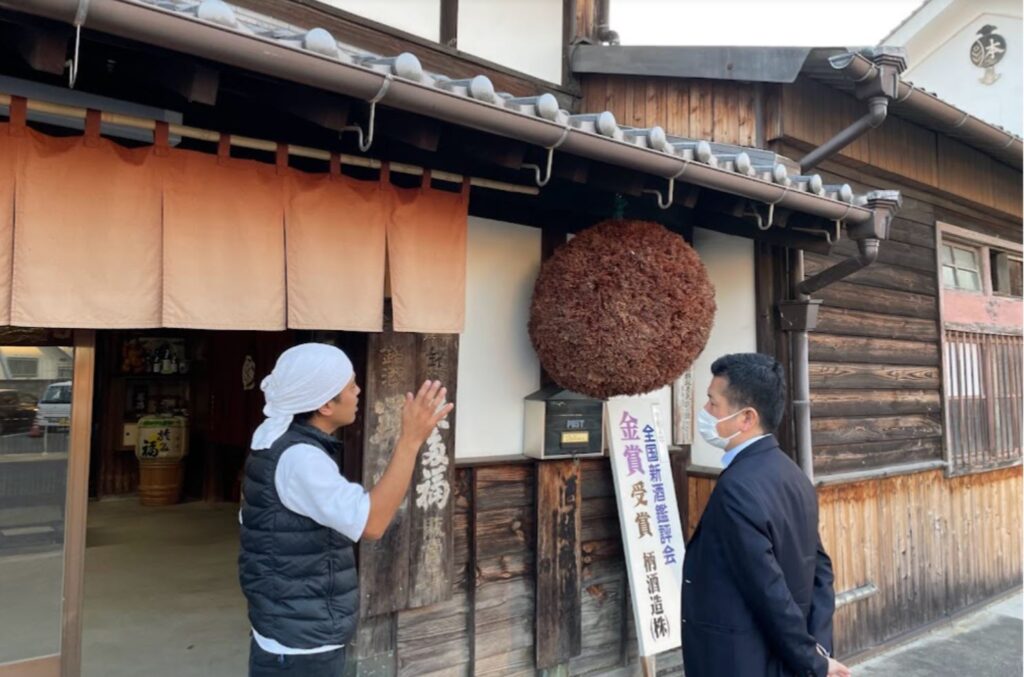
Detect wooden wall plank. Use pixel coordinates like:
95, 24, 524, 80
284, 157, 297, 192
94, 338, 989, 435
814, 437, 943, 475
808, 334, 940, 366
535, 459, 583, 669
690, 81, 714, 141
810, 389, 941, 417
815, 307, 939, 342
811, 414, 943, 446
809, 362, 940, 390
831, 237, 937, 274
805, 253, 938, 296
815, 283, 938, 319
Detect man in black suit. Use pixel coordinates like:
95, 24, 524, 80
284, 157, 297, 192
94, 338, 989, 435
682, 353, 850, 677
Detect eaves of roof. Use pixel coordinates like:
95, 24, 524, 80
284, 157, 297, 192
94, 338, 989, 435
2, 0, 883, 227
572, 44, 1022, 170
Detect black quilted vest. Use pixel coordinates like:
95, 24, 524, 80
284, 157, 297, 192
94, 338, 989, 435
238, 423, 359, 649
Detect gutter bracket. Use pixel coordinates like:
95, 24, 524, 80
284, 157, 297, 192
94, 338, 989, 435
642, 177, 675, 210
66, 0, 90, 88
522, 123, 571, 188
641, 160, 693, 210
341, 73, 392, 153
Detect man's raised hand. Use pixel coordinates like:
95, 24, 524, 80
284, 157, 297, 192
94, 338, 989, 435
400, 380, 454, 448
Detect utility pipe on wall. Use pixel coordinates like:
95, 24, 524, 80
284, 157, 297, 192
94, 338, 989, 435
783, 193, 901, 481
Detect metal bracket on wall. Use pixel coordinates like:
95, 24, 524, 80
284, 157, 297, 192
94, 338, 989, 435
341, 74, 392, 153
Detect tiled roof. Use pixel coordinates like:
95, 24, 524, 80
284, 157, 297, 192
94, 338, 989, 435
5, 0, 887, 226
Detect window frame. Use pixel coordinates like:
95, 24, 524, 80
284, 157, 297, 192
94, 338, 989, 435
6, 356, 40, 379
938, 222, 1024, 298
941, 240, 984, 292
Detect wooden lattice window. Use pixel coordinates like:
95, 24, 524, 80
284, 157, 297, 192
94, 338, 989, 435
944, 330, 1022, 473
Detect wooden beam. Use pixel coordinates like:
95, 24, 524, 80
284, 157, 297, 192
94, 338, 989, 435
13, 23, 70, 75
535, 459, 583, 669
160, 62, 220, 106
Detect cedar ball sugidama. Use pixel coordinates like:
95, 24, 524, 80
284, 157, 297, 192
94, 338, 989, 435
528, 219, 716, 399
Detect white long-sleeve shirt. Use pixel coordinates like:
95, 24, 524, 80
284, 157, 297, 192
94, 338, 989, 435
242, 443, 371, 655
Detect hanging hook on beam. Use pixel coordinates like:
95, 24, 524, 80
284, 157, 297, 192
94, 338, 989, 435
66, 0, 90, 89
522, 123, 571, 187
341, 74, 393, 153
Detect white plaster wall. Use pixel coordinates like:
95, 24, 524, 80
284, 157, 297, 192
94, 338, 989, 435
454, 217, 542, 458
316, 0, 440, 41
886, 1, 1022, 134
457, 0, 564, 83
687, 228, 757, 470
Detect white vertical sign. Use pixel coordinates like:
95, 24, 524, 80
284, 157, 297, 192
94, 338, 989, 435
606, 397, 686, 657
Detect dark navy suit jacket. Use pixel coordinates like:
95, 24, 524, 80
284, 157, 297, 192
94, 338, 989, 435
681, 435, 835, 677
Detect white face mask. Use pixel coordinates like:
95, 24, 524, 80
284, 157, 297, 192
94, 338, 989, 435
697, 407, 746, 449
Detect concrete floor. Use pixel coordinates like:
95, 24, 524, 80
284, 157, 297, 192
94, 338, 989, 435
852, 590, 1024, 677
81, 499, 248, 677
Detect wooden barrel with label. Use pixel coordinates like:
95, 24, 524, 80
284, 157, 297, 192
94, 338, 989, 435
135, 416, 188, 506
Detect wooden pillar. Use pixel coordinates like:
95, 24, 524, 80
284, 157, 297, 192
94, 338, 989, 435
62, 329, 96, 677
670, 445, 691, 543
535, 459, 583, 670
352, 305, 459, 674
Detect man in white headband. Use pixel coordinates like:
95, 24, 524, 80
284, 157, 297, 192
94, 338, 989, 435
239, 342, 452, 676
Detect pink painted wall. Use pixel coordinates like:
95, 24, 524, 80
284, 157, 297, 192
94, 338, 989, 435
944, 289, 1023, 332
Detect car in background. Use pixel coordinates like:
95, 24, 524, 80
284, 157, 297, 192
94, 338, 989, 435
29, 381, 71, 437
0, 389, 40, 435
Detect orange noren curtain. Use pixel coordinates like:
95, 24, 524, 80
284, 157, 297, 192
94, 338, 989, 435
161, 146, 286, 330
285, 168, 387, 331
386, 171, 469, 333
0, 123, 18, 326
0, 121, 468, 333
12, 122, 163, 328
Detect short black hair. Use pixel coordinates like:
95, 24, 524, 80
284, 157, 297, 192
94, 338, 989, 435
293, 392, 343, 425
710, 353, 786, 432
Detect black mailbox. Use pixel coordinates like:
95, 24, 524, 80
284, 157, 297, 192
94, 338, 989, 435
524, 385, 605, 459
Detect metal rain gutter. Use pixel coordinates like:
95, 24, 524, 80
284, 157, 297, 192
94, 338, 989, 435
2, 0, 877, 226
830, 50, 1023, 169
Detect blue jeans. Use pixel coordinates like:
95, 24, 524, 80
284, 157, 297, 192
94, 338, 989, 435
248, 637, 346, 676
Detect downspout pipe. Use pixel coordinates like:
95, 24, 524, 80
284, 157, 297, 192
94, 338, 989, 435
780, 191, 902, 481
799, 48, 906, 174
799, 97, 887, 174
595, 0, 620, 45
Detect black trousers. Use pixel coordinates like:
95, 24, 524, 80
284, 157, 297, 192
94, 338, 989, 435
249, 637, 346, 676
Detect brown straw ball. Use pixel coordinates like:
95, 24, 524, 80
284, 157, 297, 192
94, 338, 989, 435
529, 219, 716, 399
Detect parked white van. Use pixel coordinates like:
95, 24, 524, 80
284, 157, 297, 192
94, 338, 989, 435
31, 381, 72, 436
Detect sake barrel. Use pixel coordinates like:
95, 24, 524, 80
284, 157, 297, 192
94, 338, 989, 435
135, 416, 188, 506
